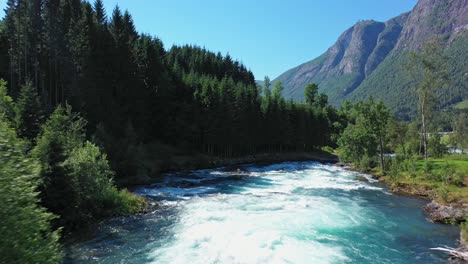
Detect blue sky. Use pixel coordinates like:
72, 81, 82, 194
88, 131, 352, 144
0, 0, 417, 79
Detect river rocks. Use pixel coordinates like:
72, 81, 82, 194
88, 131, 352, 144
423, 201, 468, 224
355, 175, 369, 182
448, 249, 468, 264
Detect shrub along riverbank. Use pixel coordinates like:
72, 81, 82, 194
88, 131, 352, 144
0, 81, 145, 263
334, 95, 468, 258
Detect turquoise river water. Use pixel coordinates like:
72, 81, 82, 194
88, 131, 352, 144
66, 161, 459, 263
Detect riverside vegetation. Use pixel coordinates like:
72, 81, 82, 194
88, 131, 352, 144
0, 1, 339, 262
0, 0, 466, 263
334, 39, 468, 255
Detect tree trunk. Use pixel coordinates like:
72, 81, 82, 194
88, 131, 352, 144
422, 113, 428, 160
379, 134, 385, 171
421, 96, 428, 160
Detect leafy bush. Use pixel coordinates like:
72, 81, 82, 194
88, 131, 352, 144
358, 154, 375, 171
101, 187, 146, 216
436, 185, 450, 203
61, 141, 145, 225
447, 170, 465, 187
0, 120, 62, 263
387, 159, 402, 182
428, 134, 447, 158
33, 105, 145, 229
422, 161, 433, 174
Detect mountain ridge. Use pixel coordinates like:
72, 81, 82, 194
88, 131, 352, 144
273, 0, 468, 118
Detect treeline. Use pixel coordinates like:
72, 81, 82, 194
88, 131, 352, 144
338, 39, 468, 172
0, 1, 340, 261
0, 0, 337, 183
336, 40, 468, 203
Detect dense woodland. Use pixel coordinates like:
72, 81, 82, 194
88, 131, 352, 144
0, 1, 339, 262
0, 0, 336, 180
1, 0, 466, 263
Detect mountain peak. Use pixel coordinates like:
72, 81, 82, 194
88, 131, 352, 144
396, 0, 468, 49
274, 0, 467, 118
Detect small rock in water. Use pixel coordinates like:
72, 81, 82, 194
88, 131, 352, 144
355, 175, 369, 182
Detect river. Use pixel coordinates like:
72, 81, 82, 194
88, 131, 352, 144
66, 161, 459, 263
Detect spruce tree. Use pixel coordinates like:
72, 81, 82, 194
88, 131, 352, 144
14, 82, 44, 139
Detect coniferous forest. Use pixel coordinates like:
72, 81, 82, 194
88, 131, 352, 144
1, 0, 337, 179
0, 1, 339, 261
3, 0, 467, 263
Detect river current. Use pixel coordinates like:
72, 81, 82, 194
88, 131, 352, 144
66, 161, 459, 263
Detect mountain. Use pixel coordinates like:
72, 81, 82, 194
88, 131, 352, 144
274, 0, 468, 119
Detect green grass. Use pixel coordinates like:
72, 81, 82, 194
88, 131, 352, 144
408, 156, 468, 202
462, 221, 468, 244
454, 100, 468, 110
375, 155, 468, 203
415, 157, 468, 173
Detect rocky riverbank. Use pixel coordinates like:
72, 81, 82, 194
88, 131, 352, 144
375, 173, 468, 262
423, 201, 468, 224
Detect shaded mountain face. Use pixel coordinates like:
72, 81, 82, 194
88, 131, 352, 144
275, 0, 468, 119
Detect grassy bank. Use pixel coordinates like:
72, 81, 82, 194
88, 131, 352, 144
363, 154, 468, 203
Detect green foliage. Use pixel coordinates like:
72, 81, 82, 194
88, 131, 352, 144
387, 158, 401, 183
428, 133, 446, 158
304, 83, 318, 105
33, 105, 144, 228
349, 34, 468, 120
422, 161, 433, 175
272, 81, 284, 101
454, 100, 468, 110
452, 112, 468, 150
61, 141, 144, 225
101, 187, 146, 216
1, 1, 339, 185
337, 98, 390, 170
32, 105, 87, 227
0, 79, 14, 121
338, 122, 376, 165
304, 82, 329, 109
14, 82, 44, 140
462, 219, 468, 244
0, 1, 340, 221
437, 185, 450, 203
0, 119, 62, 263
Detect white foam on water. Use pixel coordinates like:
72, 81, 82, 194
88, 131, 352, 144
145, 162, 382, 263
66, 162, 459, 264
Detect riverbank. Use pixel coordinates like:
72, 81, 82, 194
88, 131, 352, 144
66, 161, 459, 263
65, 151, 338, 242
343, 162, 468, 261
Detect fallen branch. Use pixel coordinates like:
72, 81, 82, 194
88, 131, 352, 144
430, 247, 468, 260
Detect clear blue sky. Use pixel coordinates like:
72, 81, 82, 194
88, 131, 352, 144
0, 0, 417, 79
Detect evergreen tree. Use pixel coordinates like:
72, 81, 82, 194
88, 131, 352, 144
14, 82, 44, 139
93, 0, 106, 25
0, 79, 14, 121
0, 119, 62, 264
32, 104, 86, 227
304, 83, 318, 105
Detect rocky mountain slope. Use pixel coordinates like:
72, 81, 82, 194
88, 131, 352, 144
274, 0, 468, 119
